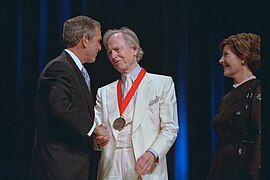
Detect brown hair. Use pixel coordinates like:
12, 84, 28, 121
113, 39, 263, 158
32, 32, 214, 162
219, 33, 261, 72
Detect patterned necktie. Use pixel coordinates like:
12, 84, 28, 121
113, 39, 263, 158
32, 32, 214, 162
81, 66, 91, 91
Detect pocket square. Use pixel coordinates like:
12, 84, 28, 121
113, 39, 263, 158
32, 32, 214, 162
149, 96, 160, 106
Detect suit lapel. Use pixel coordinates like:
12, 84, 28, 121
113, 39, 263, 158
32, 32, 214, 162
132, 73, 152, 134
106, 82, 121, 139
63, 51, 94, 117
106, 74, 152, 137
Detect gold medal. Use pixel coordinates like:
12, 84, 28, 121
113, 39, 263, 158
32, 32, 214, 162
113, 117, 126, 131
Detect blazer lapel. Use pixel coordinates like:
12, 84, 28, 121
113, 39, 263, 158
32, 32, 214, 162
132, 73, 152, 134
64, 51, 94, 117
106, 83, 121, 139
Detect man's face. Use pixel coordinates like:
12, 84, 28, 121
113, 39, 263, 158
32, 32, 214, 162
84, 26, 102, 63
106, 33, 138, 74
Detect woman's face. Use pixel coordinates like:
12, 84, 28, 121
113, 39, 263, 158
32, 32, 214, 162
219, 45, 243, 79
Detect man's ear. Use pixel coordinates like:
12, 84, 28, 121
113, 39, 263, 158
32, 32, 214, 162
82, 35, 89, 48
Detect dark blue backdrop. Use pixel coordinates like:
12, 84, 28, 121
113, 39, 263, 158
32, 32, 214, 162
1, 0, 268, 179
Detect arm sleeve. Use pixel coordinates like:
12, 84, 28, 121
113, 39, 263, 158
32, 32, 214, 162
42, 61, 93, 140
148, 77, 179, 162
249, 85, 261, 179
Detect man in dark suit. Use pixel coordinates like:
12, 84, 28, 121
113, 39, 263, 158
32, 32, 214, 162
30, 15, 110, 180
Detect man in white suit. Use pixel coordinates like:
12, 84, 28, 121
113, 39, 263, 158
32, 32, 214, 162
94, 27, 179, 180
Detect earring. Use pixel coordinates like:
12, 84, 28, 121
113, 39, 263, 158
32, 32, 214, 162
241, 60, 245, 65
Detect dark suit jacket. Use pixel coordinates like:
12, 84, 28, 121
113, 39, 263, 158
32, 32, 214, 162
30, 51, 95, 180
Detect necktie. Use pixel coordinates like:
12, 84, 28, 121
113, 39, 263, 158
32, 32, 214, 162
81, 66, 91, 91
122, 74, 134, 120
123, 74, 132, 98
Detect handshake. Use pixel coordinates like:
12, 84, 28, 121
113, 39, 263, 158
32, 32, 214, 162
93, 124, 110, 148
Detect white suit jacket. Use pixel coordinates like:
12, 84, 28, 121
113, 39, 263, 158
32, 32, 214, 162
95, 72, 179, 180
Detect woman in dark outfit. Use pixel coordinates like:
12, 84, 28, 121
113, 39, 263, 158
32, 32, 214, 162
207, 33, 261, 180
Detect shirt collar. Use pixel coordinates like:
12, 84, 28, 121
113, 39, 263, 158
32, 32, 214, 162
122, 65, 142, 83
65, 49, 84, 71
233, 75, 256, 88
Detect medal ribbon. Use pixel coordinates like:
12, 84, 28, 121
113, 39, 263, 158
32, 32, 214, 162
117, 68, 146, 115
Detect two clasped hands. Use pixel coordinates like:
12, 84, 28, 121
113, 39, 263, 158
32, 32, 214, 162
93, 124, 110, 147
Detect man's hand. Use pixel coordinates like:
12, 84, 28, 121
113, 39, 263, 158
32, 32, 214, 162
93, 124, 110, 147
134, 151, 157, 176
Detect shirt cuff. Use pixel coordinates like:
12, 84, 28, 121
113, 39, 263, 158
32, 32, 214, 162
147, 148, 159, 163
87, 121, 96, 137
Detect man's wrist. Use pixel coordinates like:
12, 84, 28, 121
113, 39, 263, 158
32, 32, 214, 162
146, 150, 159, 163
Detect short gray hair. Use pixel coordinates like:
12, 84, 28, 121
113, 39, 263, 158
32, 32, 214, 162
103, 27, 144, 61
63, 15, 101, 48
